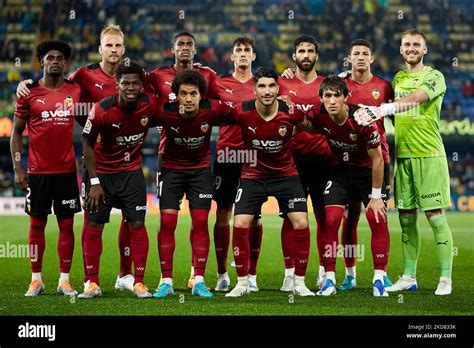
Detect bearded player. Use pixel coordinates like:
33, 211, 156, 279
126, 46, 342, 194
354, 29, 454, 295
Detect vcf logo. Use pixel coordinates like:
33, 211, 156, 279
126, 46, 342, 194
200, 122, 209, 133
278, 125, 287, 137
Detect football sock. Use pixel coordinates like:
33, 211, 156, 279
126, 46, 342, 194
322, 206, 345, 272
345, 266, 356, 277
294, 226, 310, 277
32, 272, 42, 281
190, 226, 195, 270
118, 215, 133, 277
315, 213, 325, 267
29, 216, 47, 274
326, 271, 336, 283
373, 269, 384, 283
161, 277, 172, 285
249, 223, 263, 275
158, 212, 178, 279
281, 218, 295, 269
84, 224, 104, 285
59, 272, 70, 281
195, 275, 204, 284
366, 209, 389, 270
232, 226, 250, 277
285, 267, 295, 277
191, 209, 210, 277
213, 224, 230, 274
57, 216, 74, 273
81, 212, 89, 283
428, 214, 453, 278
319, 265, 325, 277
129, 225, 149, 284
399, 213, 420, 278
341, 214, 359, 268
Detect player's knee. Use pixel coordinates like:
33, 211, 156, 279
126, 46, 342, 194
425, 209, 443, 219
215, 205, 232, 226
234, 217, 251, 229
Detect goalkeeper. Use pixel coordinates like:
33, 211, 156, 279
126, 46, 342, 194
354, 29, 453, 295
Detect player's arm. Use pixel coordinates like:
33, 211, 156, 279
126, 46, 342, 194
82, 107, 105, 213
355, 70, 446, 125
10, 117, 28, 191
366, 145, 386, 222
16, 79, 34, 98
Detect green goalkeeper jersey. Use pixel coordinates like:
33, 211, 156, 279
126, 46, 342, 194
392, 66, 446, 158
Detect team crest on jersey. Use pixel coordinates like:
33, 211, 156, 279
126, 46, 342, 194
65, 96, 73, 107
201, 122, 209, 133
278, 125, 287, 137
140, 115, 149, 127
412, 78, 420, 87
349, 132, 358, 142
371, 89, 380, 100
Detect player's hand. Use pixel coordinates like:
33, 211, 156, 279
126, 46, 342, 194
338, 70, 352, 79
14, 168, 28, 191
16, 79, 33, 98
354, 104, 383, 126
277, 94, 294, 109
281, 67, 296, 79
193, 63, 217, 74
87, 185, 105, 213
366, 198, 386, 223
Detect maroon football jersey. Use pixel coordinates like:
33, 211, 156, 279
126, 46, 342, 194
208, 75, 255, 152
156, 100, 234, 169
14, 80, 82, 174
307, 104, 381, 168
278, 75, 331, 164
69, 62, 117, 103
235, 100, 305, 178
82, 93, 159, 174
144, 65, 217, 154
345, 76, 394, 164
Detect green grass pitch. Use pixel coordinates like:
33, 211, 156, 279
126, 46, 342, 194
0, 212, 472, 316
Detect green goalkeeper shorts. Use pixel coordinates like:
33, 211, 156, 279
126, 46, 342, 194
394, 157, 451, 210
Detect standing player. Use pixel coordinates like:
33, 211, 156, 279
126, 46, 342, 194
145, 32, 217, 289
11, 40, 82, 296
16, 25, 135, 293
207, 37, 263, 292
152, 70, 234, 298
302, 75, 390, 297
277, 35, 331, 292
226, 68, 314, 297
337, 39, 394, 291
354, 29, 454, 295
79, 61, 155, 299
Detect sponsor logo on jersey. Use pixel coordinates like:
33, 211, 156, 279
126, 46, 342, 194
328, 139, 358, 150
135, 205, 146, 211
174, 136, 206, 148
371, 89, 380, 100
248, 126, 257, 134
36, 99, 46, 104
140, 115, 149, 127
41, 110, 72, 121
95, 83, 104, 90
199, 193, 213, 199
252, 139, 283, 152
200, 122, 209, 133
170, 126, 179, 133
62, 199, 78, 209
112, 123, 121, 129
294, 103, 314, 112
116, 132, 145, 146
168, 92, 176, 102
278, 125, 287, 137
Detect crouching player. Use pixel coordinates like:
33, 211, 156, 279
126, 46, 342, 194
226, 68, 314, 297
152, 70, 235, 298
302, 75, 390, 297
80, 61, 157, 299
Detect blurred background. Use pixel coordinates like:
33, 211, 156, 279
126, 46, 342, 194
0, 0, 473, 212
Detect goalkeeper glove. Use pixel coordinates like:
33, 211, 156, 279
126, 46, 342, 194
354, 103, 396, 126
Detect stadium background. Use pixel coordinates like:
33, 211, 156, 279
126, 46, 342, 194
0, 0, 473, 319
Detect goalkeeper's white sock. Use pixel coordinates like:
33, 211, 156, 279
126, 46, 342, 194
32, 272, 42, 282
194, 275, 204, 284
